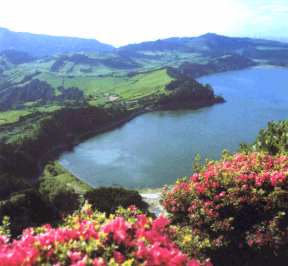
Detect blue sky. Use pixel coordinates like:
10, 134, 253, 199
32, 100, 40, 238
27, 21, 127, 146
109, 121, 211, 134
0, 0, 287, 46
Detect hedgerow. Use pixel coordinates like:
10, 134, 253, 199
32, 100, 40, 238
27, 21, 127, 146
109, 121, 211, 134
162, 152, 288, 265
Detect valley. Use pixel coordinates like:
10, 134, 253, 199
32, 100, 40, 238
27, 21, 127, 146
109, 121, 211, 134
1, 27, 288, 243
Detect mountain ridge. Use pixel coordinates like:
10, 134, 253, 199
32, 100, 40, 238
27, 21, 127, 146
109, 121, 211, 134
0, 27, 115, 56
2, 26, 288, 58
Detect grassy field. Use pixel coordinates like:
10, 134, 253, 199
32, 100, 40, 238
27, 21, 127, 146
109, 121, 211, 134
0, 105, 61, 126
36, 68, 173, 104
2, 49, 208, 81
0, 110, 32, 126
0, 60, 176, 133
39, 162, 91, 196
0, 67, 177, 144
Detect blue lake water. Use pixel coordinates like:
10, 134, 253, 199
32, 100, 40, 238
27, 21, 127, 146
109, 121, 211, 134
59, 66, 288, 188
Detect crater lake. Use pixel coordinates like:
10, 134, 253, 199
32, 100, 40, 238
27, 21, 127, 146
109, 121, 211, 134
59, 66, 288, 188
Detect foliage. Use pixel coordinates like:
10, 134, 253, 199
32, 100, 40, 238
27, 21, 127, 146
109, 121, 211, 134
0, 204, 211, 266
0, 106, 129, 179
0, 105, 60, 126
167, 55, 255, 79
0, 216, 10, 239
39, 162, 93, 216
0, 163, 90, 237
39, 162, 91, 199
0, 78, 85, 111
0, 189, 56, 237
240, 120, 288, 155
50, 188, 82, 217
84, 187, 149, 215
0, 173, 31, 200
162, 152, 288, 265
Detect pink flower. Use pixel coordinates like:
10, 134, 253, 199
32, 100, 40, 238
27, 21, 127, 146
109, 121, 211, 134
102, 217, 130, 244
68, 251, 82, 263
218, 191, 226, 198
92, 258, 107, 266
247, 239, 254, 247
0, 236, 8, 245
152, 216, 170, 232
113, 251, 125, 264
194, 183, 206, 194
188, 259, 200, 266
191, 173, 200, 182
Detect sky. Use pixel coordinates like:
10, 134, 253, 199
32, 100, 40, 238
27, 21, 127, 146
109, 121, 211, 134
0, 0, 287, 46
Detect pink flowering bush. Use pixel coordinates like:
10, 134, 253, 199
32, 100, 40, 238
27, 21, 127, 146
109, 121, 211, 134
0, 204, 210, 266
162, 152, 288, 265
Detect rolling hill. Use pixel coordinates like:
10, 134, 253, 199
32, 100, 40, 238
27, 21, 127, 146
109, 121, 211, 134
1, 29, 288, 133
0, 27, 114, 57
118, 33, 288, 69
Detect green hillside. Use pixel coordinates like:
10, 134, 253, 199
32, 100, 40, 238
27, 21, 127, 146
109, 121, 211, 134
2, 31, 288, 148
1, 31, 288, 146
0, 68, 173, 130
37, 68, 172, 103
1, 29, 288, 255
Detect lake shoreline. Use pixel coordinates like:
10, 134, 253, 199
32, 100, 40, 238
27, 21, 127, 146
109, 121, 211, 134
3, 65, 284, 198
60, 66, 288, 190
39, 96, 224, 182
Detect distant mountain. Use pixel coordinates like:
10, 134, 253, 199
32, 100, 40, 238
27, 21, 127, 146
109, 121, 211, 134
115, 33, 288, 71
1, 27, 288, 70
0, 27, 114, 57
119, 33, 288, 57
1, 28, 288, 80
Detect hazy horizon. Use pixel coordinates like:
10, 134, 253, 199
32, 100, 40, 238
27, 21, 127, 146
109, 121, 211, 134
0, 0, 287, 46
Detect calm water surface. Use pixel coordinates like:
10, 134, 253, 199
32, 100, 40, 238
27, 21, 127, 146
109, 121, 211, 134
59, 67, 288, 188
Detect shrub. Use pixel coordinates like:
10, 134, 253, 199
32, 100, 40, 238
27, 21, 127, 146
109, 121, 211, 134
39, 180, 81, 216
240, 120, 288, 155
84, 187, 149, 215
162, 152, 288, 265
0, 204, 210, 266
0, 173, 31, 200
51, 188, 81, 216
0, 189, 56, 237
38, 162, 90, 216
